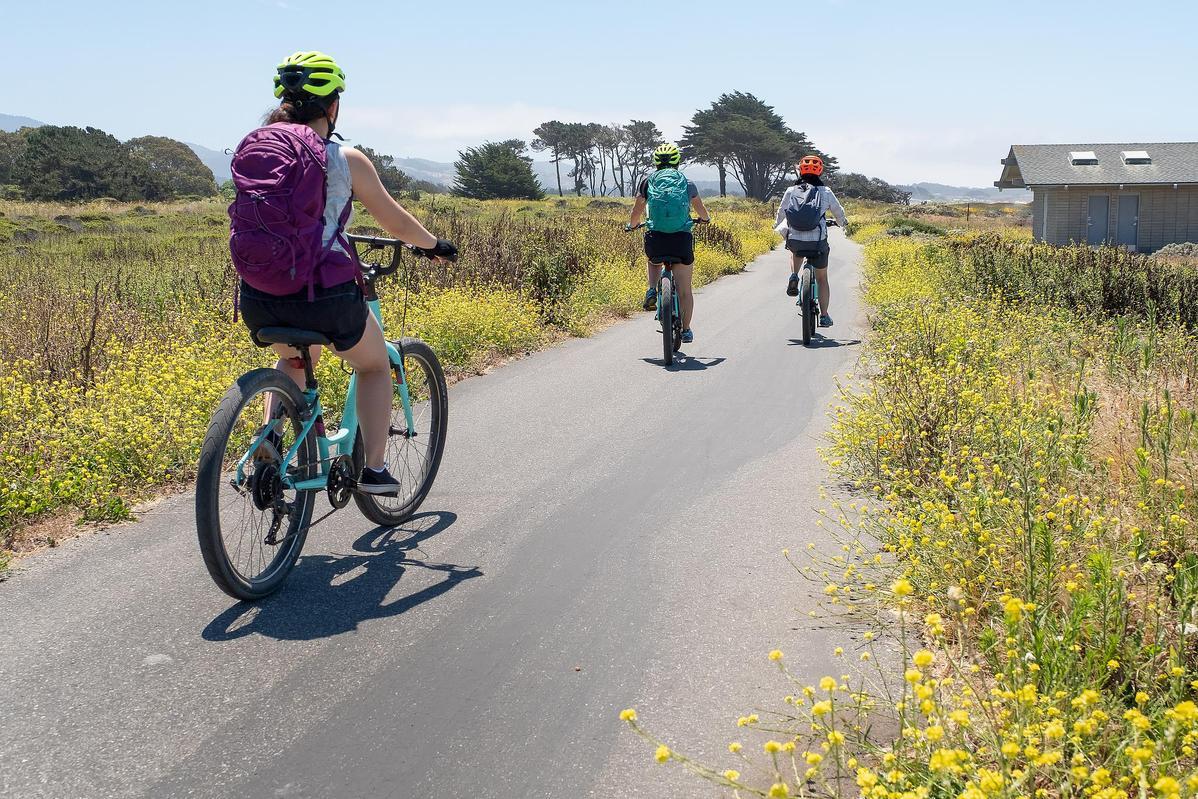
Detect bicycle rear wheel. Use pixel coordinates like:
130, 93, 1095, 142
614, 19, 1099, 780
195, 368, 317, 600
660, 274, 675, 366
354, 338, 449, 527
800, 267, 815, 346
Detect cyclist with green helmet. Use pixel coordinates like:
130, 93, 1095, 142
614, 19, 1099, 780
236, 51, 457, 496
627, 143, 710, 344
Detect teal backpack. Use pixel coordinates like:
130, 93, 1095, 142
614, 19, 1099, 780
646, 169, 692, 233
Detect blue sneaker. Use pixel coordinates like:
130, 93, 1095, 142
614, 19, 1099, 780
819, 314, 833, 328
642, 288, 657, 311
681, 328, 694, 344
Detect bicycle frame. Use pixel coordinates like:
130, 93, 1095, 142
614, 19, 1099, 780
655, 265, 682, 323
233, 293, 415, 494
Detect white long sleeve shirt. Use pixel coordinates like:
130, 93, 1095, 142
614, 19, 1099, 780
774, 183, 847, 243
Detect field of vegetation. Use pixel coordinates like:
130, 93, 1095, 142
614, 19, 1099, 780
0, 195, 776, 565
625, 204, 1198, 799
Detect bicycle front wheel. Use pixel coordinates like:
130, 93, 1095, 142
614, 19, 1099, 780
800, 267, 814, 346
355, 337, 449, 527
195, 368, 317, 601
660, 274, 675, 366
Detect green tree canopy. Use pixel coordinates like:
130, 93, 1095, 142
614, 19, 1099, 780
356, 145, 412, 196
825, 171, 910, 204
531, 120, 570, 197
0, 128, 31, 186
451, 139, 544, 200
125, 135, 216, 198
682, 92, 835, 200
16, 125, 151, 201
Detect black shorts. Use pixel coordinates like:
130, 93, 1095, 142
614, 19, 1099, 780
239, 280, 370, 352
786, 238, 830, 269
644, 231, 695, 266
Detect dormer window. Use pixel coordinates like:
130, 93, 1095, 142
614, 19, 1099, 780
1122, 150, 1151, 164
1070, 151, 1099, 165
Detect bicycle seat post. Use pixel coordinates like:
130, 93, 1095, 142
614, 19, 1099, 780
298, 346, 318, 394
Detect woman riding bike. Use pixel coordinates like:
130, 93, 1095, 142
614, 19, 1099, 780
628, 143, 710, 344
775, 155, 846, 327
235, 51, 457, 496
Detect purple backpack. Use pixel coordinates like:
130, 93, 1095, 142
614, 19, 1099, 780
228, 123, 353, 298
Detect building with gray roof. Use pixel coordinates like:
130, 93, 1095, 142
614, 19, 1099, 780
995, 143, 1198, 252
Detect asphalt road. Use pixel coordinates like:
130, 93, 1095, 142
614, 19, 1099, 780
1, 230, 867, 798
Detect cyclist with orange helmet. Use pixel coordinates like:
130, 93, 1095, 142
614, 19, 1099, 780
775, 155, 846, 327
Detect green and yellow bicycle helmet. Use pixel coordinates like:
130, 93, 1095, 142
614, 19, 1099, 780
273, 51, 346, 99
653, 142, 682, 167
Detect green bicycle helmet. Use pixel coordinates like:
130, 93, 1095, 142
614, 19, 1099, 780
653, 142, 682, 167
273, 51, 346, 99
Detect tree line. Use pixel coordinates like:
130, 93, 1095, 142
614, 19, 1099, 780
450, 91, 909, 204
1, 93, 911, 206
0, 126, 218, 202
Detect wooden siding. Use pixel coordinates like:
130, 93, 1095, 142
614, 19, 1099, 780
1031, 185, 1198, 252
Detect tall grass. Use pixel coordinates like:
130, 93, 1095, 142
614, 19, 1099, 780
0, 195, 776, 549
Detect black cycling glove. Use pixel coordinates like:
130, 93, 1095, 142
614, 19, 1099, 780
419, 238, 458, 261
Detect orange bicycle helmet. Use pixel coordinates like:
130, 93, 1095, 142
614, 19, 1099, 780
798, 155, 824, 177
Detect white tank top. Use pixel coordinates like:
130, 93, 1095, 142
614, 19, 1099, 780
322, 140, 353, 256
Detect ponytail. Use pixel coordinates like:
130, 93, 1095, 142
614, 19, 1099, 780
264, 95, 333, 125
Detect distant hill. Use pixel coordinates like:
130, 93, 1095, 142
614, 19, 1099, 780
903, 182, 1032, 204
185, 142, 232, 185
0, 113, 46, 132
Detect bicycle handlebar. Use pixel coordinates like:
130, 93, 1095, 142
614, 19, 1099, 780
347, 234, 448, 279
626, 218, 710, 231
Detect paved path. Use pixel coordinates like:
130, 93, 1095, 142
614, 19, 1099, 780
1, 231, 866, 798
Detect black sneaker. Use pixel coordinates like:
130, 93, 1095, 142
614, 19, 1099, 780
786, 273, 799, 297
643, 288, 658, 311
358, 467, 400, 497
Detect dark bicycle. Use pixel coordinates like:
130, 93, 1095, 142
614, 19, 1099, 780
797, 217, 838, 346
628, 218, 708, 366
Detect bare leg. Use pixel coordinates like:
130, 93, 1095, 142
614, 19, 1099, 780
647, 261, 663, 290
791, 252, 802, 275
262, 343, 323, 430
815, 267, 830, 315
333, 316, 393, 470
673, 263, 695, 329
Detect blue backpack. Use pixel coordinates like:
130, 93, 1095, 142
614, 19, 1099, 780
646, 169, 692, 233
784, 183, 825, 233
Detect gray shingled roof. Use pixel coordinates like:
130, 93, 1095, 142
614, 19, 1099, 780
995, 142, 1198, 187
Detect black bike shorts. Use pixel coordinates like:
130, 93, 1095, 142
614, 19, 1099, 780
240, 280, 370, 352
645, 231, 695, 266
786, 238, 830, 270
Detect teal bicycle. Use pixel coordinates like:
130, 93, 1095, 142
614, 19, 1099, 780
628, 218, 707, 366
195, 236, 448, 600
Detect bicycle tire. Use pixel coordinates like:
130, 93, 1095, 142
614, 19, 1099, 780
660, 274, 675, 366
195, 368, 317, 601
354, 337, 449, 527
800, 267, 814, 346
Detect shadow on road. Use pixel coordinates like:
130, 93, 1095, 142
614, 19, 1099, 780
788, 337, 861, 349
201, 510, 481, 642
639, 356, 727, 371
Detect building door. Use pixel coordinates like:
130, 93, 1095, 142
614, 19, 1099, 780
1087, 195, 1109, 245
1117, 195, 1139, 249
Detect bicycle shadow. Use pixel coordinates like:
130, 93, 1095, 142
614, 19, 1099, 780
788, 337, 862, 349
201, 510, 480, 642
640, 356, 727, 371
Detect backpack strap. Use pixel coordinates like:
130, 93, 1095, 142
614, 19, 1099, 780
308, 196, 360, 299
